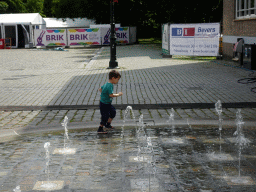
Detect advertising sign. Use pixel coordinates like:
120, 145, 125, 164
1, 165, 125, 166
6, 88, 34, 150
34, 29, 67, 46
67, 28, 101, 46
102, 27, 129, 45
170, 23, 220, 56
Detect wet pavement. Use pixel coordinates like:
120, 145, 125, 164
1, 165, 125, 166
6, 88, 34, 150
1, 123, 256, 191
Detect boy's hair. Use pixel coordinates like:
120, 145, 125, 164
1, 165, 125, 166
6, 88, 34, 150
109, 70, 121, 79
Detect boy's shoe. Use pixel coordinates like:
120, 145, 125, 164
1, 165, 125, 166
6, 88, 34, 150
97, 126, 108, 134
105, 123, 115, 130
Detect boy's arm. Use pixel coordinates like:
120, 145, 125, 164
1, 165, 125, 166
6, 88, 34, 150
109, 92, 123, 97
99, 88, 102, 93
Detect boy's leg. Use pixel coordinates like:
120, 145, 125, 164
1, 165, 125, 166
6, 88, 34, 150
100, 102, 110, 127
107, 118, 113, 124
105, 105, 116, 129
98, 102, 109, 133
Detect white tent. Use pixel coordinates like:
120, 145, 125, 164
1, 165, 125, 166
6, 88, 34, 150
44, 18, 96, 28
0, 13, 46, 48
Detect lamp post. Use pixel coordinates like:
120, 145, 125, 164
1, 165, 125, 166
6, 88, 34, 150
108, 0, 119, 69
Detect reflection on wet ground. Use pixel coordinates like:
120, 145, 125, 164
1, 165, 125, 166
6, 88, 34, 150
0, 126, 256, 191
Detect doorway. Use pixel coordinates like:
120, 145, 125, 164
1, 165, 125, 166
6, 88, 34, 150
18, 24, 25, 47
4, 25, 16, 47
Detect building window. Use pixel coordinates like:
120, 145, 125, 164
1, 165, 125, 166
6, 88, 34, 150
236, 0, 256, 18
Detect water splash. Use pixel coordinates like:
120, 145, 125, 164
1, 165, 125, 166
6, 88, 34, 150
13, 186, 21, 192
136, 114, 144, 159
40, 182, 57, 190
61, 116, 69, 148
44, 142, 51, 182
121, 106, 135, 138
167, 108, 176, 133
234, 109, 248, 148
215, 100, 223, 153
187, 118, 192, 131
41, 142, 59, 189
215, 100, 223, 131
135, 114, 157, 192
233, 109, 249, 178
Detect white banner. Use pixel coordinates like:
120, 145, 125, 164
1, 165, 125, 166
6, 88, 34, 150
67, 28, 101, 46
170, 23, 220, 56
34, 29, 67, 46
101, 27, 129, 45
162, 24, 169, 54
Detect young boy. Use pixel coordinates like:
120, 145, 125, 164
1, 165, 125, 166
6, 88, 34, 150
98, 70, 123, 133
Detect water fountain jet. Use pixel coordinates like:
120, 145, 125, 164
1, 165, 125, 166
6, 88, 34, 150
215, 100, 223, 153
167, 108, 176, 133
53, 116, 76, 155
231, 109, 250, 184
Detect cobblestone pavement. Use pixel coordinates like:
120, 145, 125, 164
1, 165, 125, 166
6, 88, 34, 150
0, 45, 256, 135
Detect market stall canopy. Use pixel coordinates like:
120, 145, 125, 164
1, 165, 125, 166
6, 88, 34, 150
0, 13, 46, 25
44, 18, 96, 28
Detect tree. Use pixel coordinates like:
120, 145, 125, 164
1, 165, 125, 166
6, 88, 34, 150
2, 0, 45, 16
0, 1, 9, 13
26, 0, 45, 16
4, 0, 27, 13
51, 0, 223, 38
43, 0, 53, 17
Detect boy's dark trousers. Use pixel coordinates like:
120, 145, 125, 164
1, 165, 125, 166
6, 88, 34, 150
100, 101, 116, 126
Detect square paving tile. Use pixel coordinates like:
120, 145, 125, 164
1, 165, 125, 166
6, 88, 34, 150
32, 180, 64, 191
0, 172, 8, 176
201, 138, 225, 144
129, 156, 152, 163
52, 148, 77, 155
222, 176, 255, 185
207, 153, 234, 161
226, 137, 251, 144
161, 137, 186, 144
130, 178, 159, 190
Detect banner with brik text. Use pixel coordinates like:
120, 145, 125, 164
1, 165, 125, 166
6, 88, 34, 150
34, 29, 67, 46
102, 27, 129, 45
67, 28, 101, 46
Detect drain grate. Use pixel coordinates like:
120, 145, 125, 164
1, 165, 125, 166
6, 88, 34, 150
136, 120, 155, 126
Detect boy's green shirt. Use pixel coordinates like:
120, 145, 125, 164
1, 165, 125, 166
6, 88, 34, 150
100, 82, 113, 104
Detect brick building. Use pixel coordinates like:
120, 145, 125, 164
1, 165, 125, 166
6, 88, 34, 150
223, 0, 256, 59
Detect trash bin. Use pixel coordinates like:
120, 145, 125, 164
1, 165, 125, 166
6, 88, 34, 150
243, 44, 256, 70
0, 39, 4, 49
